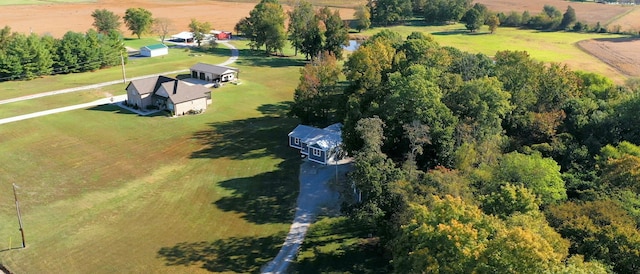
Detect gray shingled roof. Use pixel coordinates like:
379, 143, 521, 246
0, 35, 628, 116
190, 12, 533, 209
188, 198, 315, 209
128, 75, 174, 95
156, 80, 210, 104
190, 62, 238, 76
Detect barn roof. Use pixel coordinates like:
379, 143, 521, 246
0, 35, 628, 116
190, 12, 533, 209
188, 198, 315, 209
171, 31, 194, 40
141, 44, 168, 51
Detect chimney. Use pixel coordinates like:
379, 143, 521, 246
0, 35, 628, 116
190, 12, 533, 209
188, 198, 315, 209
173, 80, 178, 94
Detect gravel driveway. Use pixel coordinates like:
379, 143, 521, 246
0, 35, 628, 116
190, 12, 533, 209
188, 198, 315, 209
262, 160, 352, 274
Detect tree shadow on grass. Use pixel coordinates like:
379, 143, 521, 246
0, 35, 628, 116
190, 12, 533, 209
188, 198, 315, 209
293, 217, 390, 273
191, 108, 301, 224
256, 101, 293, 117
157, 233, 285, 273
214, 159, 299, 224
234, 48, 306, 68
432, 29, 471, 36
190, 115, 298, 160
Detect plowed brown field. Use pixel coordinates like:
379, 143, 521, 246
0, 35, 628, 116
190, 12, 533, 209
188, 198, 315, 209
0, 0, 354, 38
578, 38, 640, 77
475, 0, 636, 27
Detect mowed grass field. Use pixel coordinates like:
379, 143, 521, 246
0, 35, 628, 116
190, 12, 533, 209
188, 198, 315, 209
0, 41, 307, 273
358, 23, 629, 83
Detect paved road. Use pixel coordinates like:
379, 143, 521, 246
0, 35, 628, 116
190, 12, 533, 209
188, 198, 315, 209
262, 161, 351, 274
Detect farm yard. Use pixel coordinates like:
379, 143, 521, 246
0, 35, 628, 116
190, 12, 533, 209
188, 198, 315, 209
1, 0, 640, 273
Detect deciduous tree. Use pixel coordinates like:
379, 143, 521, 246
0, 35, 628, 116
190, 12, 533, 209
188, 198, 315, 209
123, 8, 153, 39
287, 0, 317, 57
188, 18, 212, 47
319, 7, 348, 59
152, 17, 173, 43
290, 52, 342, 124
91, 9, 121, 34
243, 0, 286, 55
353, 5, 371, 32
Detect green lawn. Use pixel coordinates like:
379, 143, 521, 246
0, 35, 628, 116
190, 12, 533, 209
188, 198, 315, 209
358, 23, 629, 83
293, 217, 389, 273
0, 0, 94, 5
0, 41, 305, 273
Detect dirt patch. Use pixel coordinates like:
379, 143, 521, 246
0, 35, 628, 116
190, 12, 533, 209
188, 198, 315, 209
578, 37, 640, 77
475, 0, 634, 27
0, 0, 354, 38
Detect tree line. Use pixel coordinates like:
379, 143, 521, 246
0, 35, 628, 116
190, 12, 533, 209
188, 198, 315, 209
235, 0, 349, 59
0, 26, 125, 82
367, 0, 640, 35
290, 29, 640, 272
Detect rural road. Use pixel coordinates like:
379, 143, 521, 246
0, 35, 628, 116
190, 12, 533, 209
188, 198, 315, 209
262, 161, 351, 274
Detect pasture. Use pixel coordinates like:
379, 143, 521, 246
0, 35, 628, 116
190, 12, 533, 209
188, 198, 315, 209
0, 41, 307, 273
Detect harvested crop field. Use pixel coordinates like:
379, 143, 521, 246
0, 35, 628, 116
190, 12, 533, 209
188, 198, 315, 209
0, 0, 355, 38
475, 0, 635, 27
578, 38, 640, 77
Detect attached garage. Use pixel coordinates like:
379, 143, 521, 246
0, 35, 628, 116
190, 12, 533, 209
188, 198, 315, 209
140, 44, 169, 57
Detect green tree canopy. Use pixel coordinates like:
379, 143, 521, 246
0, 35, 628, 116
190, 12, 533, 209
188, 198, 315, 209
290, 52, 342, 125
188, 18, 212, 47
123, 8, 153, 39
559, 6, 576, 30
353, 5, 371, 32
244, 0, 286, 55
287, 0, 317, 57
91, 9, 121, 34
319, 7, 348, 60
488, 152, 567, 205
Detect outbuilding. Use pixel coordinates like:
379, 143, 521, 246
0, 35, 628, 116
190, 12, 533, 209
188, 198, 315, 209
190, 62, 239, 83
140, 44, 168, 57
171, 31, 194, 43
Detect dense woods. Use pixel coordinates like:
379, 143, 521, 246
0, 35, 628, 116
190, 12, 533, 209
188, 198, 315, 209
290, 28, 640, 272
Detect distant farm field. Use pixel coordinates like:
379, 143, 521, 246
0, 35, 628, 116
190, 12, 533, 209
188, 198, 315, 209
359, 23, 630, 83
0, 0, 356, 38
0, 0, 94, 5
578, 37, 640, 77
475, 0, 638, 28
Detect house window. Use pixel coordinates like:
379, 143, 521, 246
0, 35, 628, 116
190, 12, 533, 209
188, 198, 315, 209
294, 138, 300, 145
312, 149, 321, 157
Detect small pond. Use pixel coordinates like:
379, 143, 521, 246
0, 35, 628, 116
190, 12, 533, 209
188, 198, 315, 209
343, 40, 362, 51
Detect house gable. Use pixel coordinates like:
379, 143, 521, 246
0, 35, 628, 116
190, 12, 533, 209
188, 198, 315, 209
125, 75, 212, 116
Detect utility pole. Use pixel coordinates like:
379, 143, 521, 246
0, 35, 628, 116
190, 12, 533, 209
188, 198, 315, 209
12, 183, 25, 248
120, 52, 127, 84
